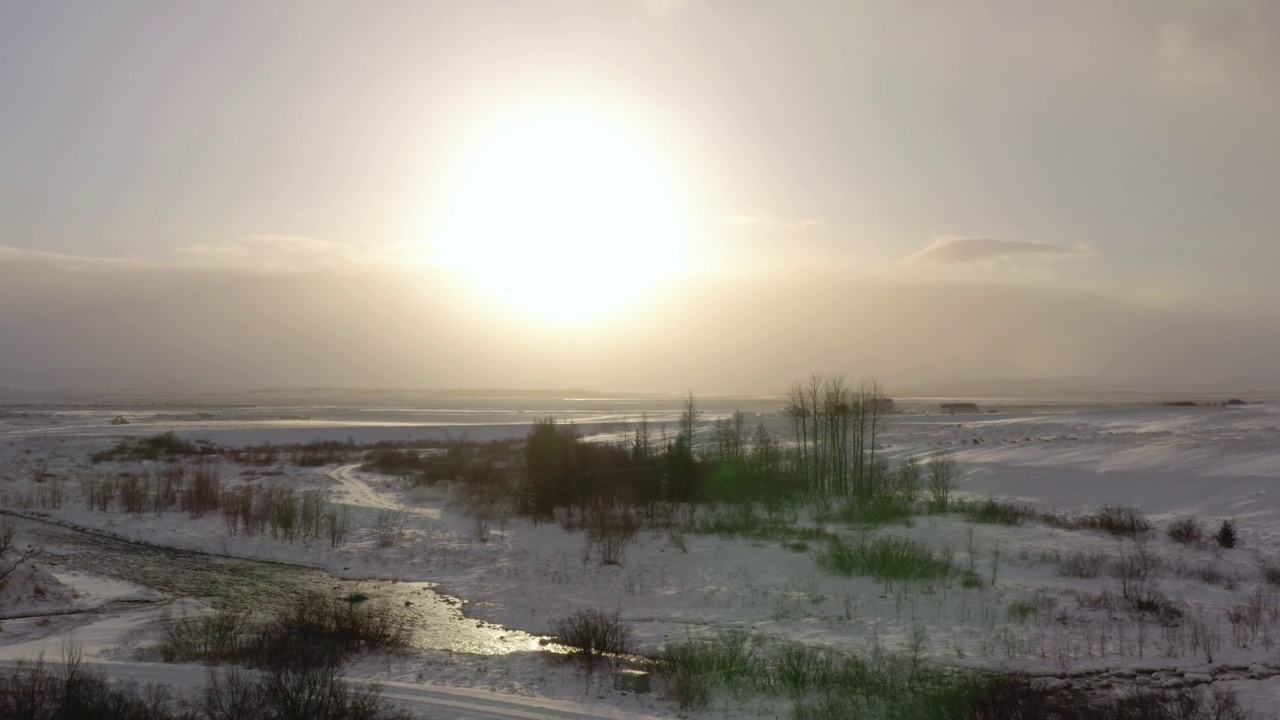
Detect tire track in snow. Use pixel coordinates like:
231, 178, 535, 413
326, 463, 439, 518
377, 682, 662, 720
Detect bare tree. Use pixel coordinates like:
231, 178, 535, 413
786, 382, 812, 493
927, 454, 962, 509
861, 377, 887, 498
630, 413, 653, 464
663, 391, 703, 503
823, 375, 851, 495
714, 410, 747, 463
678, 391, 702, 456
895, 456, 922, 504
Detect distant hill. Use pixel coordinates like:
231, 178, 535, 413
894, 376, 1132, 399
0, 366, 194, 392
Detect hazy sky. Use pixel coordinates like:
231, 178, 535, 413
2, 1, 1278, 392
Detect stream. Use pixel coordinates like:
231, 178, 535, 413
3, 513, 545, 655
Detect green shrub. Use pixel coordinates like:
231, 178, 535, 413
818, 535, 953, 583
1043, 505, 1151, 537
657, 630, 759, 710
1217, 520, 1237, 549
957, 498, 1034, 526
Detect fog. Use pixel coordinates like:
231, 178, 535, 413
2, 246, 1275, 395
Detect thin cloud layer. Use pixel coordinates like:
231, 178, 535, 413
0, 245, 148, 272
637, 0, 688, 19
906, 237, 1093, 266
175, 235, 419, 273
717, 213, 830, 228
2, 245, 1276, 393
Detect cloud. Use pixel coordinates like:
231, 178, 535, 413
2, 240, 1276, 394
717, 213, 830, 228
175, 235, 420, 272
1, 236, 423, 276
637, 0, 688, 19
905, 237, 1093, 266
0, 245, 148, 272
1146, 3, 1275, 95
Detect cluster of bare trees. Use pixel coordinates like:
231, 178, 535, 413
786, 375, 890, 499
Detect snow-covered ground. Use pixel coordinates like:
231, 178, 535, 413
2, 397, 1279, 717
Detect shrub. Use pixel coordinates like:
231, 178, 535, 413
244, 593, 412, 670
205, 665, 412, 720
1259, 558, 1280, 587
325, 507, 351, 548
1167, 516, 1204, 545
957, 498, 1033, 526
1185, 561, 1236, 589
181, 462, 222, 518
1128, 585, 1183, 626
584, 508, 638, 565
657, 630, 759, 710
153, 463, 184, 513
91, 431, 204, 463
552, 608, 633, 671
118, 474, 151, 516
926, 454, 961, 509
159, 607, 251, 664
1217, 520, 1237, 549
1092, 505, 1152, 537
1111, 542, 1161, 598
0, 657, 198, 720
1045, 505, 1151, 537
965, 673, 1252, 720
159, 593, 411, 671
770, 643, 837, 700
372, 509, 406, 549
1007, 600, 1038, 622
1055, 551, 1108, 578
830, 495, 915, 526
660, 632, 984, 718
892, 456, 922, 504
818, 534, 953, 584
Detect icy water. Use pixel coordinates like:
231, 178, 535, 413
6, 515, 543, 655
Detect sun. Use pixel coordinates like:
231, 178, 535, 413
439, 117, 684, 320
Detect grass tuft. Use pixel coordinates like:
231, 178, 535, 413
955, 498, 1034, 526
551, 608, 634, 671
817, 534, 953, 583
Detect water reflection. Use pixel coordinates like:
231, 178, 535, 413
9, 515, 546, 655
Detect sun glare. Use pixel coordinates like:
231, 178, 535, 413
440, 117, 683, 320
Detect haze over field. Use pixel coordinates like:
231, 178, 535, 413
2, 1, 1278, 392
